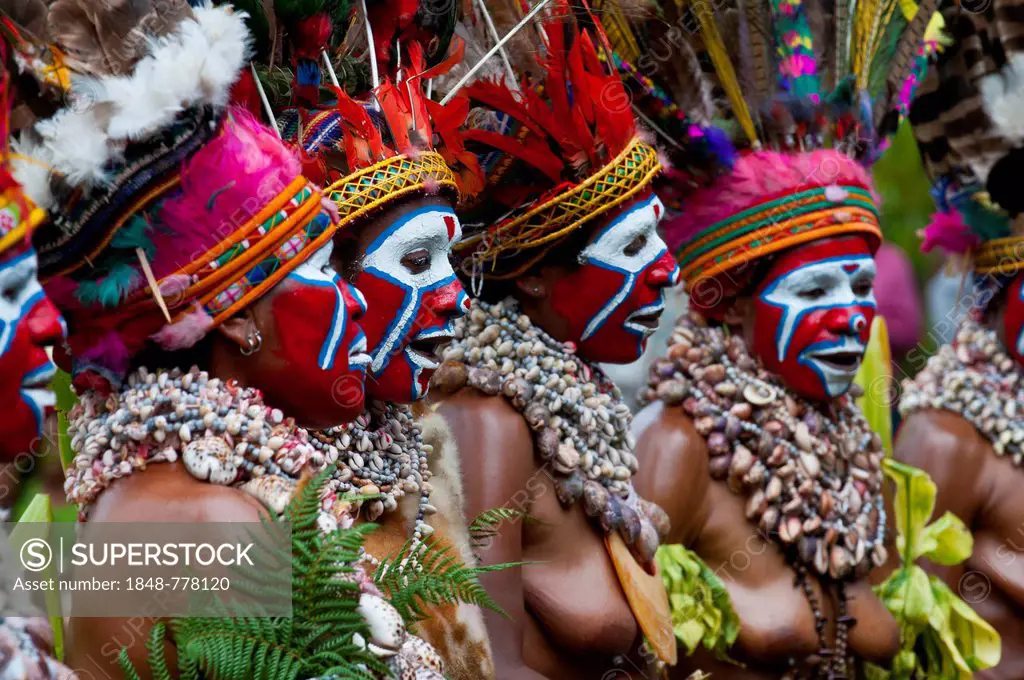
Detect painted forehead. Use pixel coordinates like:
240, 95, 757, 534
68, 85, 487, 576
765, 237, 875, 278
579, 194, 666, 266
362, 206, 462, 283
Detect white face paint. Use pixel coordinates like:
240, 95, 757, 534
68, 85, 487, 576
0, 251, 49, 355
358, 206, 464, 376
757, 255, 877, 398
0, 250, 58, 426
575, 194, 675, 342
760, 256, 877, 362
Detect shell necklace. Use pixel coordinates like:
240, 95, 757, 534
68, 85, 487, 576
642, 313, 888, 679
67, 366, 432, 541
900, 318, 1024, 466
431, 297, 669, 565
641, 313, 888, 580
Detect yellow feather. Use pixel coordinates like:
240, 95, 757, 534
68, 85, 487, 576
676, 0, 759, 146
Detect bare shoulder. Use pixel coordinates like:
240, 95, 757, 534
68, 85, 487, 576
895, 409, 988, 480
434, 389, 536, 513
87, 463, 269, 524
895, 409, 990, 523
632, 401, 709, 545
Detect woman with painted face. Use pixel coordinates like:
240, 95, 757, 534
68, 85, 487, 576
618, 0, 950, 675
231, 1, 495, 674
427, 4, 681, 677
897, 4, 1024, 676
8, 3, 452, 677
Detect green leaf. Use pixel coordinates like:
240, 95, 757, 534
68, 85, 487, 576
9, 494, 64, 661
902, 566, 935, 626
882, 458, 937, 561
946, 584, 1002, 670
657, 544, 740, 662
49, 369, 77, 474
854, 316, 894, 455
917, 512, 973, 566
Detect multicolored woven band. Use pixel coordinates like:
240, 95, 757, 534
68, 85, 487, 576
0, 185, 46, 257
678, 184, 882, 287
127, 176, 334, 326
325, 152, 459, 227
455, 137, 661, 280
973, 236, 1024, 276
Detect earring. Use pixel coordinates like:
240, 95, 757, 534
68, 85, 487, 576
240, 327, 263, 356
532, 285, 541, 294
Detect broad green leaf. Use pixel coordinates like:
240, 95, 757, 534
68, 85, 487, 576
946, 586, 1001, 670
926, 585, 973, 674
49, 369, 78, 474
917, 512, 973, 565
8, 493, 63, 661
902, 566, 935, 625
882, 458, 937, 561
855, 316, 894, 455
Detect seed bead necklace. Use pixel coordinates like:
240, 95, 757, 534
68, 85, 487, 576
641, 312, 888, 680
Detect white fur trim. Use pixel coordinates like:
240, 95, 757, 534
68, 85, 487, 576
980, 54, 1024, 151
24, 3, 251, 192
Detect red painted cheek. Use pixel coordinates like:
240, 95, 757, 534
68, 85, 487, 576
551, 264, 625, 343
0, 328, 47, 460
267, 283, 365, 422
353, 272, 406, 356
418, 279, 462, 328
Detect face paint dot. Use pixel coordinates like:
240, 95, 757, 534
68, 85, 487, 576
654, 203, 661, 219
842, 264, 859, 274
444, 215, 457, 241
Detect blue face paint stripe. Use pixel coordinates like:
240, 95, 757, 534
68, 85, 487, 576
363, 268, 459, 375
581, 272, 637, 341
20, 388, 45, 435
287, 270, 347, 371
797, 338, 862, 397
0, 288, 47, 357
586, 193, 660, 243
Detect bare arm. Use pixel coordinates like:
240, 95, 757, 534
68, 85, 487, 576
65, 464, 268, 680
437, 391, 550, 680
632, 401, 710, 546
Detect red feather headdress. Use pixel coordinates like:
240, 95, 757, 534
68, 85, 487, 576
450, 0, 661, 281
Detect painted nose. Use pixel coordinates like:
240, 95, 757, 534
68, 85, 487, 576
823, 307, 860, 335
647, 251, 681, 288
343, 282, 368, 322
25, 297, 65, 347
424, 278, 466, 321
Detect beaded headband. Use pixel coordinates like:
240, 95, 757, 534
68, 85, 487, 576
117, 175, 334, 327
454, 138, 661, 281
677, 184, 882, 289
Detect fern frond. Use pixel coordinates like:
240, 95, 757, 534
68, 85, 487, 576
375, 538, 521, 623
468, 507, 533, 549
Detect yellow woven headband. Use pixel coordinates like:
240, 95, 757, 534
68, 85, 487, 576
455, 138, 661, 281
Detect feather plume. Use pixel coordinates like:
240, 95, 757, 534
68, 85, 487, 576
150, 301, 215, 350
154, 108, 301, 280
0, 0, 49, 38
47, 0, 194, 77
919, 209, 978, 256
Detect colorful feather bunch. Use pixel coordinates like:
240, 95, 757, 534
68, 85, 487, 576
458, 1, 637, 188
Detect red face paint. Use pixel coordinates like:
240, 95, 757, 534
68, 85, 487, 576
1002, 272, 1024, 365
551, 194, 680, 363
353, 206, 467, 402
266, 243, 369, 425
751, 236, 877, 401
0, 247, 65, 460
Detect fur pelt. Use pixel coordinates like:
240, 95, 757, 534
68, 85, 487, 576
362, 407, 496, 680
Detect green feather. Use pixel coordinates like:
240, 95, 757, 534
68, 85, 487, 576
110, 214, 156, 260
74, 261, 141, 308
867, 14, 909, 101
962, 200, 1011, 242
